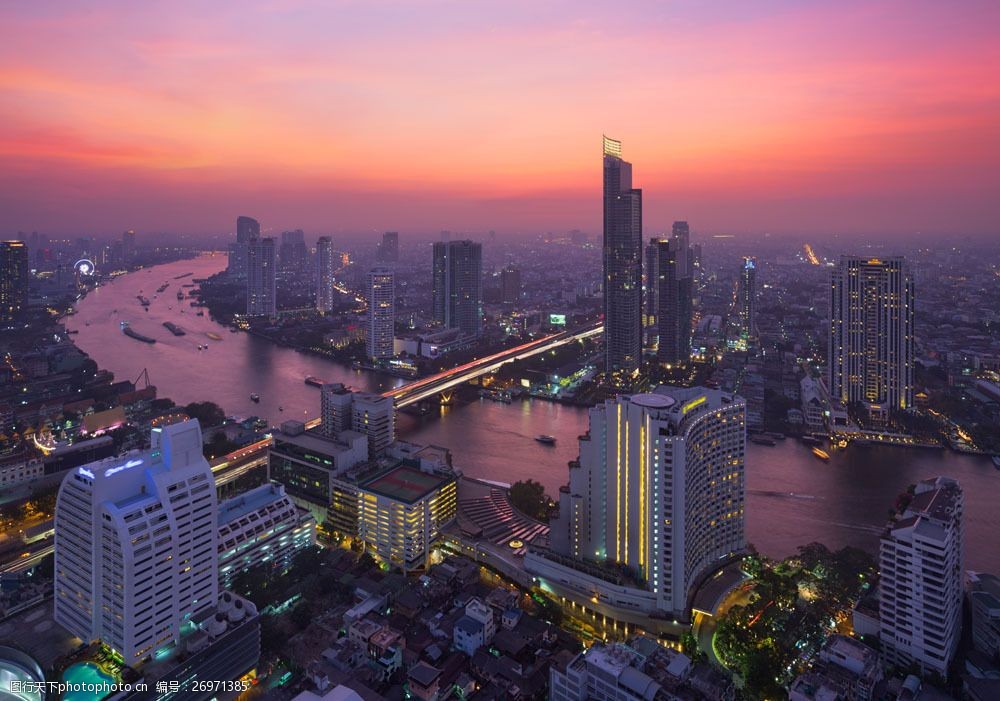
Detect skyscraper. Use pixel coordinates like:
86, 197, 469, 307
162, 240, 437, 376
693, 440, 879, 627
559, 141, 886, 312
246, 237, 276, 317
0, 240, 29, 323
532, 385, 746, 617
500, 265, 521, 305
54, 420, 219, 663
602, 136, 643, 375
377, 231, 399, 263
651, 224, 693, 365
739, 256, 757, 339
279, 229, 308, 270
366, 267, 395, 361
432, 240, 483, 337
121, 230, 136, 266
315, 236, 335, 313
829, 256, 914, 419
352, 392, 395, 459
227, 215, 259, 279
879, 477, 963, 677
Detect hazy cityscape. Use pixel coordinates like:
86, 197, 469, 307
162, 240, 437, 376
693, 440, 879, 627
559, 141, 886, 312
2, 2, 1000, 701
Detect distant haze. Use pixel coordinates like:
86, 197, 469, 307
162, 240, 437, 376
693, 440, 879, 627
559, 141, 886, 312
1, 1, 999, 239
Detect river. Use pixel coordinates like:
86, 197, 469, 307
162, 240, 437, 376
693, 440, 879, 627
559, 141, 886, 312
65, 255, 1000, 572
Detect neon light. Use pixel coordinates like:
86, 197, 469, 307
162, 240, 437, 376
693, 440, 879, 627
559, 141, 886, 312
78, 467, 95, 478
682, 396, 707, 414
104, 458, 143, 477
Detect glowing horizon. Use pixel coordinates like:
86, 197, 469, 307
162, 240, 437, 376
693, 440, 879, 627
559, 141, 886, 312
1, 0, 998, 238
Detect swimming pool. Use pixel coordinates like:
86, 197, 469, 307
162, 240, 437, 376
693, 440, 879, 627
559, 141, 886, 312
61, 662, 116, 701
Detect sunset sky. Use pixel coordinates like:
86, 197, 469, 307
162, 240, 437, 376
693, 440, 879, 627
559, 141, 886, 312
2, 0, 999, 238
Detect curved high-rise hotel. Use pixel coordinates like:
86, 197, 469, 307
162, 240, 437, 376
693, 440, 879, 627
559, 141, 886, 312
527, 385, 746, 620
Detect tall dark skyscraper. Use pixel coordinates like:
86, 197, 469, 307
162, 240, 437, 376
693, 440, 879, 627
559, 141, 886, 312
602, 136, 643, 374
830, 256, 914, 419
500, 265, 521, 305
0, 240, 29, 323
228, 215, 260, 279
377, 231, 399, 263
653, 233, 693, 365
121, 230, 135, 266
246, 237, 276, 318
432, 240, 483, 337
279, 229, 307, 269
739, 256, 757, 339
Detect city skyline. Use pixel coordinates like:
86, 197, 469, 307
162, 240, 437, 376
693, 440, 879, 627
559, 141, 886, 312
2, 1, 1000, 238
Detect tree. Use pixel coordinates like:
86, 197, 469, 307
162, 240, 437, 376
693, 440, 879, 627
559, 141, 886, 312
182, 401, 226, 428
509, 479, 550, 522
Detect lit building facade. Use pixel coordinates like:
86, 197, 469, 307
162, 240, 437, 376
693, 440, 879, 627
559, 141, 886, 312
0, 240, 29, 323
366, 267, 395, 361
358, 464, 457, 572
879, 477, 963, 677
830, 256, 914, 418
217, 482, 316, 588
739, 256, 757, 339
432, 239, 483, 337
602, 136, 643, 375
246, 236, 277, 318
315, 236, 335, 313
532, 386, 746, 618
54, 420, 219, 663
268, 420, 368, 525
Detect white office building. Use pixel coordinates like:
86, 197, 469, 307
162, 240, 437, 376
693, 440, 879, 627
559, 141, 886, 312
217, 482, 316, 588
54, 420, 219, 663
550, 643, 666, 701
453, 597, 496, 656
316, 236, 335, 313
366, 267, 395, 361
530, 386, 746, 619
879, 476, 963, 677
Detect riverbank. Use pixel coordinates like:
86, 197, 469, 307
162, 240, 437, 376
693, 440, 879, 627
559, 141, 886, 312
64, 256, 1000, 574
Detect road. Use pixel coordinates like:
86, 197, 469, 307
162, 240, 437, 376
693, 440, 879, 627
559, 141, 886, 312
385, 321, 602, 407
1, 439, 273, 575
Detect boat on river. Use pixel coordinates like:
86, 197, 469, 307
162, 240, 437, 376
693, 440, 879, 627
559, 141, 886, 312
206, 332, 223, 341
162, 322, 185, 336
120, 321, 156, 344
812, 447, 831, 461
535, 435, 556, 445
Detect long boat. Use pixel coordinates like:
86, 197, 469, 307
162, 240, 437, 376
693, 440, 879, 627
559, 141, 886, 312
304, 376, 326, 388
121, 321, 156, 344
162, 322, 186, 336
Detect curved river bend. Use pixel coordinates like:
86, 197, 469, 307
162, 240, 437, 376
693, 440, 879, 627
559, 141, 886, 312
65, 255, 1000, 572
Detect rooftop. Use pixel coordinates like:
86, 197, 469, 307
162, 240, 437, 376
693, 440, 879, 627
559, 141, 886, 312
362, 465, 452, 504
218, 482, 289, 525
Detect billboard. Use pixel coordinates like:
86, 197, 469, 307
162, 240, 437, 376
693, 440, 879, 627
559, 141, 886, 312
549, 313, 566, 326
